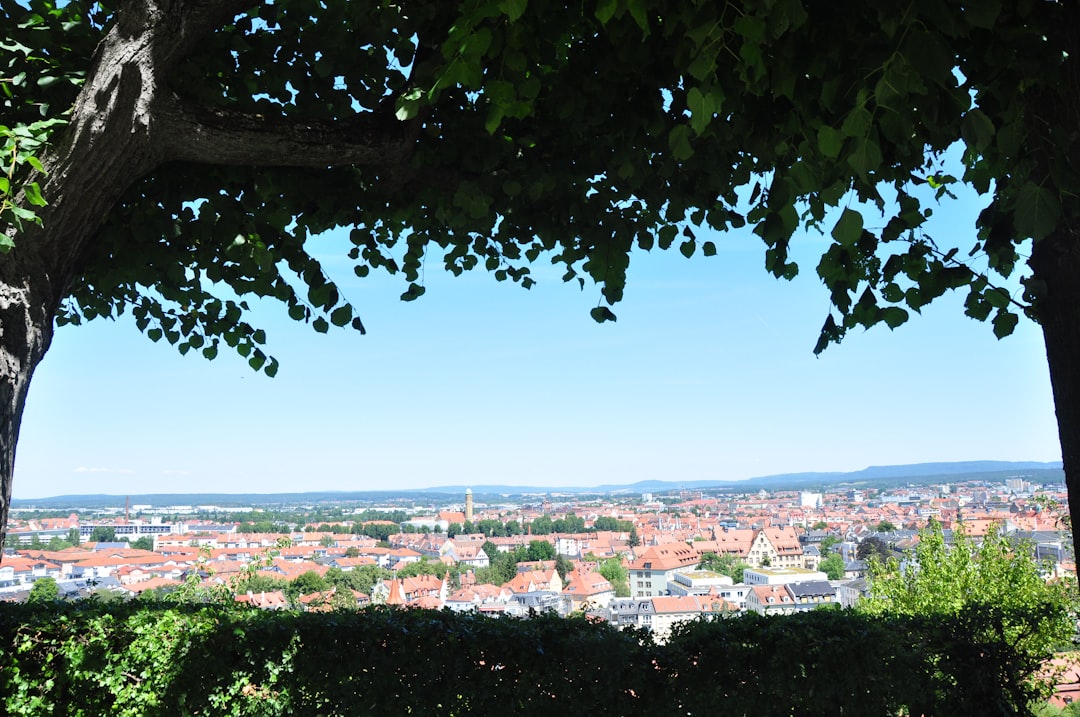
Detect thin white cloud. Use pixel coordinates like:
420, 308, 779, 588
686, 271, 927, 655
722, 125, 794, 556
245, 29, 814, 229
73, 466, 135, 475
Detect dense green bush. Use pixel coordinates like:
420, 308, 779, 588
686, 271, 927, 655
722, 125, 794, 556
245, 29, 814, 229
0, 601, 1068, 716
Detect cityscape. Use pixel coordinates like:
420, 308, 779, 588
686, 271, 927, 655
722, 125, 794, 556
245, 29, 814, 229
4, 463, 1077, 711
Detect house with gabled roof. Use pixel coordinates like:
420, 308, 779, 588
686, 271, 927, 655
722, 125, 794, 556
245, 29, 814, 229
445, 584, 513, 612
747, 526, 804, 569
746, 584, 795, 615
504, 569, 562, 594
786, 580, 837, 611
627, 542, 700, 598
561, 571, 615, 613
235, 590, 289, 610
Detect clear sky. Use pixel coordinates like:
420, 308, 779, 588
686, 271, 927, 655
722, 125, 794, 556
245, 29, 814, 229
12, 183, 1062, 499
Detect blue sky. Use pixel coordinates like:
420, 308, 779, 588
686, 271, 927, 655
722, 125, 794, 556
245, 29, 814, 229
12, 187, 1062, 498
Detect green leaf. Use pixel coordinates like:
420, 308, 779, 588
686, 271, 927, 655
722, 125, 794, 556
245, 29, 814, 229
400, 283, 426, 301
627, 0, 649, 32
846, 136, 882, 182
817, 125, 843, 159
702, 241, 717, 257
312, 317, 330, 333
499, 0, 527, 22
840, 107, 872, 138
686, 87, 716, 135
831, 208, 863, 246
881, 307, 908, 329
595, 0, 617, 24
961, 109, 995, 153
992, 309, 1018, 338
668, 125, 693, 161
1014, 182, 1061, 240
589, 306, 617, 323
330, 305, 352, 326
394, 88, 423, 121
679, 239, 695, 258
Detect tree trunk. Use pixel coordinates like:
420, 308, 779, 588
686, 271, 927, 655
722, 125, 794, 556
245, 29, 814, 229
1030, 231, 1080, 557
0, 12, 168, 548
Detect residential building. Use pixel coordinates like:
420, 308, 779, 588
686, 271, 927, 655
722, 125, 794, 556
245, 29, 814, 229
627, 543, 700, 598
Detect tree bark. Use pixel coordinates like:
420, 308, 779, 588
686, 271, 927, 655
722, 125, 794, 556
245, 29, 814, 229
0, 9, 169, 548
1030, 232, 1080, 554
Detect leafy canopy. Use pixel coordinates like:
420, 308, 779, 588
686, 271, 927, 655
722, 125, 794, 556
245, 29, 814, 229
3, 0, 1071, 370
860, 522, 1077, 655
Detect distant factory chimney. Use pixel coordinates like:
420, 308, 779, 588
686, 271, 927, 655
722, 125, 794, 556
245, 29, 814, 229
465, 488, 474, 523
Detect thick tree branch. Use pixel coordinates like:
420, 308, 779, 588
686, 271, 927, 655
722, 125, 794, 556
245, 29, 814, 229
157, 99, 418, 173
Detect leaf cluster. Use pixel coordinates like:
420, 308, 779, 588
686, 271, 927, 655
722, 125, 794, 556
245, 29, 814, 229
11, 0, 1080, 368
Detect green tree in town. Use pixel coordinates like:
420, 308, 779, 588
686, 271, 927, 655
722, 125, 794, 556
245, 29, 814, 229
554, 554, 573, 582
27, 576, 59, 603
876, 521, 897, 533
45, 536, 73, 551
860, 522, 1077, 656
698, 551, 751, 584
5, 0, 1080, 563
529, 517, 554, 536
129, 536, 155, 551
232, 573, 289, 597
286, 571, 330, 602
476, 540, 518, 585
525, 540, 555, 562
628, 526, 641, 549
819, 535, 840, 556
88, 526, 116, 543
597, 557, 630, 597
552, 514, 586, 534
325, 564, 390, 596
857, 537, 892, 563
819, 553, 846, 580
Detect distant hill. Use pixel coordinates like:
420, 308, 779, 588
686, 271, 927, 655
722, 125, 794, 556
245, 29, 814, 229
10, 460, 1064, 509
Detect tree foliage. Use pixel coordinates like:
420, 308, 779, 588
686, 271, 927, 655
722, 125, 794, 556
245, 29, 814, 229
819, 553, 845, 580
89, 526, 117, 543
26, 576, 58, 603
697, 551, 750, 583
129, 536, 155, 551
857, 536, 892, 563
860, 522, 1077, 658
3, 0, 1080, 558
597, 557, 630, 597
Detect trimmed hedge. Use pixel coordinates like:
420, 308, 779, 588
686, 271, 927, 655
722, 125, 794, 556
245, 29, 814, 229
0, 601, 1064, 716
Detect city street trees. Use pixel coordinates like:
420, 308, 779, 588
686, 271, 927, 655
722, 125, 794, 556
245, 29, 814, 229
819, 553, 845, 580
3, 1, 1080, 551
860, 522, 1076, 657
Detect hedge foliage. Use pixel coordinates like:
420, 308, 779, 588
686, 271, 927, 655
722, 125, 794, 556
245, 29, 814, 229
0, 601, 1067, 716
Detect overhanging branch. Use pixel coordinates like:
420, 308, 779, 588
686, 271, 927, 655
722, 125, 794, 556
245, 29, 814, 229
157, 99, 416, 173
